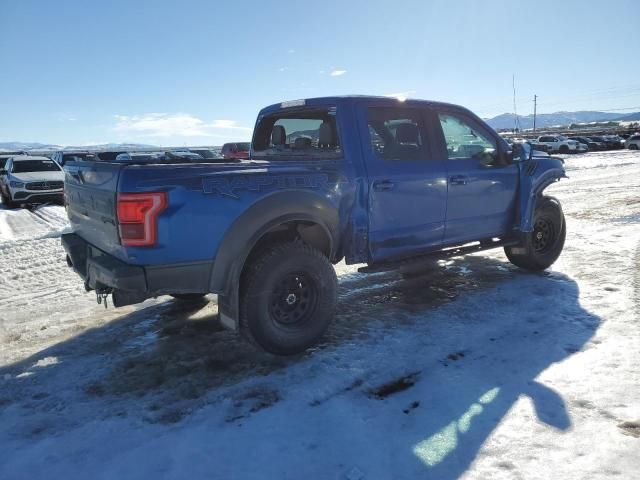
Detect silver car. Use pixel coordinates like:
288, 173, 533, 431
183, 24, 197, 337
0, 155, 64, 207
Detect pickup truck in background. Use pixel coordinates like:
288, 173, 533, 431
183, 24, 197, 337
221, 142, 251, 160
62, 96, 566, 355
537, 135, 580, 153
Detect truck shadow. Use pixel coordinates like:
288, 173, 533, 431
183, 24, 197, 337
0, 254, 601, 478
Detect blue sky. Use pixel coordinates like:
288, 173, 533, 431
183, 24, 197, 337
1, 0, 639, 146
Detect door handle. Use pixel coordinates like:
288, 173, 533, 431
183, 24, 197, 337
373, 180, 395, 191
449, 175, 468, 185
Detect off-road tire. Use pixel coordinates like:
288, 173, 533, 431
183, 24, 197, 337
505, 197, 566, 271
240, 241, 337, 355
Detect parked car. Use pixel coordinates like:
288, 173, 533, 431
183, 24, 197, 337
221, 142, 250, 160
537, 135, 579, 153
589, 135, 622, 150
625, 134, 640, 150
62, 96, 566, 355
51, 150, 98, 166
113, 152, 165, 163
507, 138, 549, 153
602, 135, 626, 149
188, 148, 224, 161
0, 155, 64, 207
570, 136, 605, 151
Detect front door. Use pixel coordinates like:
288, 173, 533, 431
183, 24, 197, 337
435, 111, 518, 244
358, 103, 448, 262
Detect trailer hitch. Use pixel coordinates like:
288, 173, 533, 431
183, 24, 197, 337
95, 288, 112, 309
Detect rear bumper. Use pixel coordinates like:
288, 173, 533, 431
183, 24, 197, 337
61, 233, 213, 305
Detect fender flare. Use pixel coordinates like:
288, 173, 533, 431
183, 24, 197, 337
210, 190, 340, 328
518, 161, 566, 232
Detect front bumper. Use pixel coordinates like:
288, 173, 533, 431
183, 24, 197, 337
61, 233, 213, 306
11, 188, 63, 203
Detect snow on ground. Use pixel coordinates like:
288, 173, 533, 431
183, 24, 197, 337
0, 151, 639, 479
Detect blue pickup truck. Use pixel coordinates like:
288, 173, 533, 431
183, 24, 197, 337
62, 96, 566, 354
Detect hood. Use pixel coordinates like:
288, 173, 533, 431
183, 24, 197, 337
10, 171, 64, 183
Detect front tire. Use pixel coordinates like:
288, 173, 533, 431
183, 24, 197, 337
240, 242, 337, 355
505, 197, 566, 271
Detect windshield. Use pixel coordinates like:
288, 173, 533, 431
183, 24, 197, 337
11, 159, 61, 173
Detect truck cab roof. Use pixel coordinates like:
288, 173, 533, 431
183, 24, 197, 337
258, 96, 475, 117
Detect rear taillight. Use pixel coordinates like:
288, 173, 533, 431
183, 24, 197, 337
117, 192, 167, 247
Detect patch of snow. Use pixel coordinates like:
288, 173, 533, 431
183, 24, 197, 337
0, 150, 638, 479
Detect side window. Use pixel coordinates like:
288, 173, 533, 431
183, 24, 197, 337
366, 107, 428, 160
438, 113, 497, 165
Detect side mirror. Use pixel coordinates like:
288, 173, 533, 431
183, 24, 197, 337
509, 144, 523, 162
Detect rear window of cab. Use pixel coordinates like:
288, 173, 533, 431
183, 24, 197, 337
251, 107, 341, 160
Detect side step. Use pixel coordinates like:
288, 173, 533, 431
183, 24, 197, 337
358, 238, 519, 274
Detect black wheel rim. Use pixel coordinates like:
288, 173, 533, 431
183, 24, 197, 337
268, 272, 318, 326
533, 217, 556, 253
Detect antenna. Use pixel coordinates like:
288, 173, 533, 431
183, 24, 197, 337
512, 74, 521, 132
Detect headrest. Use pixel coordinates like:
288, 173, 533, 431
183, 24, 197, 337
293, 136, 312, 149
396, 123, 420, 144
272, 125, 286, 145
319, 122, 334, 147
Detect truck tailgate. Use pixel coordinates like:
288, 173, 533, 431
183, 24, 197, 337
64, 161, 124, 259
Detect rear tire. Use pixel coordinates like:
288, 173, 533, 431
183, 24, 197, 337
559, 145, 569, 154
630, 144, 638, 150
505, 197, 566, 271
240, 241, 337, 355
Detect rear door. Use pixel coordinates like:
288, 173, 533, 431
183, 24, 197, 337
64, 161, 125, 258
434, 109, 518, 244
357, 102, 447, 262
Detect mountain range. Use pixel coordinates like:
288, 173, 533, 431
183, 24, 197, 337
485, 110, 640, 130
0, 142, 158, 152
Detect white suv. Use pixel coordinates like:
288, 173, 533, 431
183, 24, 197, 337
537, 135, 580, 153
0, 155, 64, 208
625, 134, 640, 150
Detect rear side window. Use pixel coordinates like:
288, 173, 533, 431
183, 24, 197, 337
366, 107, 428, 161
252, 107, 341, 160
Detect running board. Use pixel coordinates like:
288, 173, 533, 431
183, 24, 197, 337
358, 238, 519, 274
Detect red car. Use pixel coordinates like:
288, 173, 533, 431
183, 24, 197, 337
221, 142, 250, 160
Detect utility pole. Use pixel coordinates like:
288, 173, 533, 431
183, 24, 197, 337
512, 75, 520, 132
533, 94, 538, 133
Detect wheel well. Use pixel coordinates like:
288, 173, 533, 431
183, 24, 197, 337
241, 220, 333, 278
